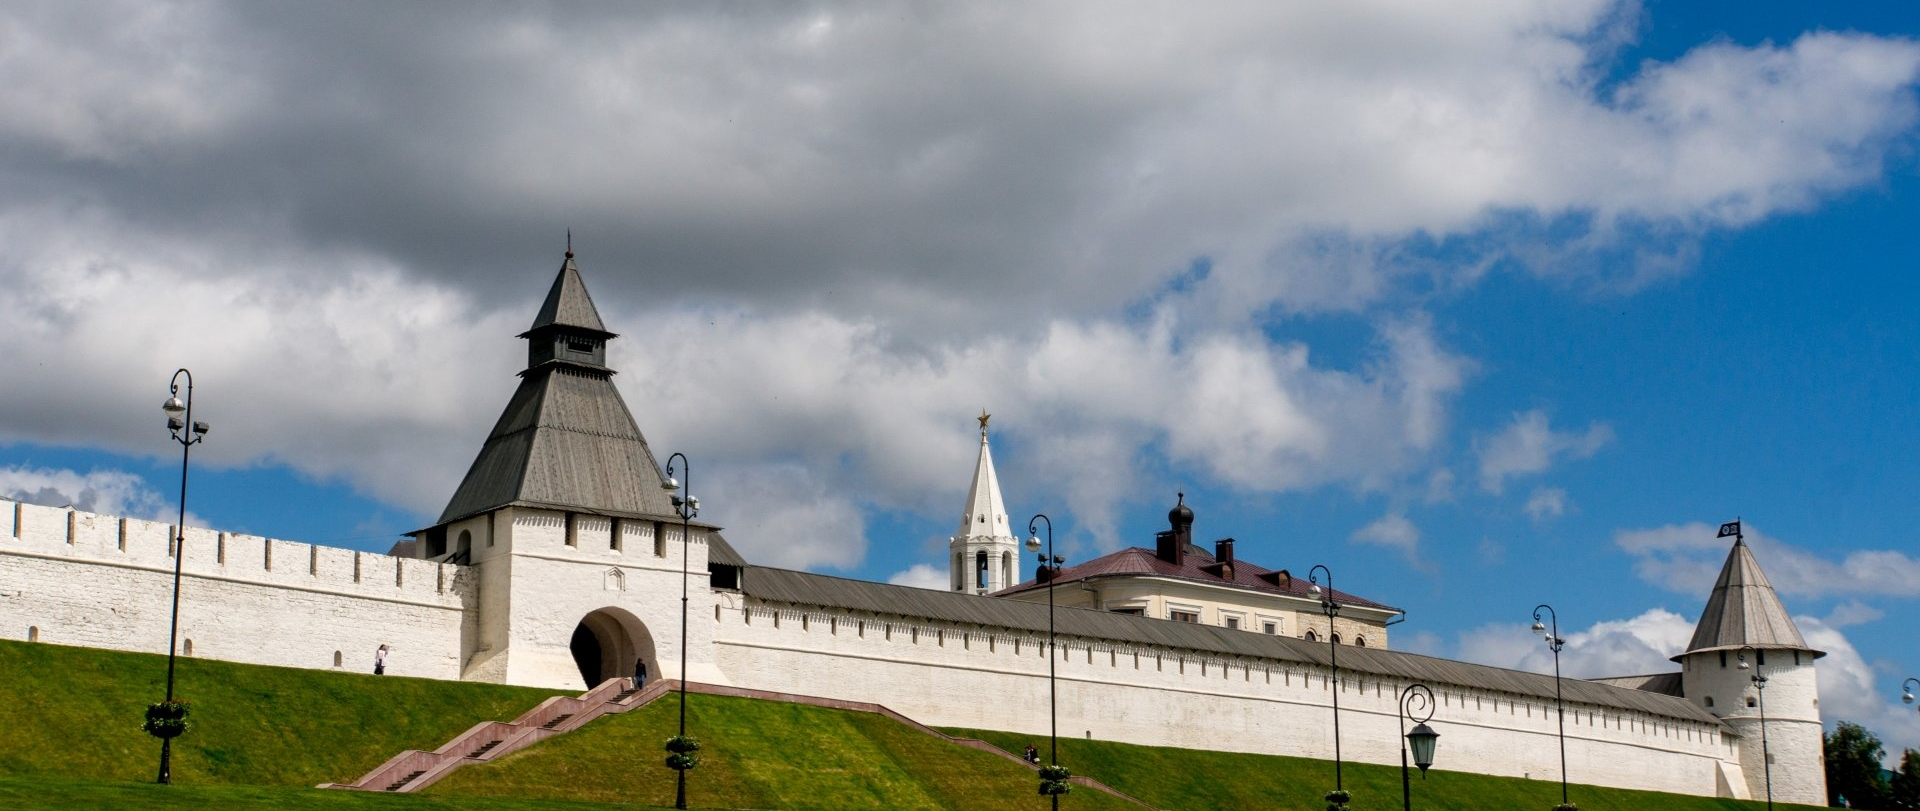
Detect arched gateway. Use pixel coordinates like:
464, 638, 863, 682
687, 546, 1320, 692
569, 607, 658, 688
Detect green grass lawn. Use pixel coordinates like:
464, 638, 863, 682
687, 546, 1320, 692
1, 638, 1840, 811
432, 693, 1143, 811
956, 727, 1830, 811
0, 774, 678, 811
0, 639, 555, 786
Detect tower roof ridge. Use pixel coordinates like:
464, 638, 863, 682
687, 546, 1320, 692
1673, 535, 1824, 661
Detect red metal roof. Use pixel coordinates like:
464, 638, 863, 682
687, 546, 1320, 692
995, 544, 1399, 612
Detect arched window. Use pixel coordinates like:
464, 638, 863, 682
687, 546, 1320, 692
27, 626, 38, 642
1746, 697, 1757, 708
953, 553, 963, 590
1353, 635, 1367, 648
456, 529, 472, 558
183, 639, 195, 656
976, 550, 989, 588
1331, 633, 1342, 645
333, 651, 344, 667
1704, 696, 1715, 708
1304, 630, 1318, 643
1000, 551, 1012, 588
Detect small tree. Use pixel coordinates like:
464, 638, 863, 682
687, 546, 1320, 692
1890, 748, 1920, 811
1827, 722, 1891, 809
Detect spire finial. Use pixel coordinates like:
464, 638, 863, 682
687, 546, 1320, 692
978, 408, 991, 434
565, 229, 574, 259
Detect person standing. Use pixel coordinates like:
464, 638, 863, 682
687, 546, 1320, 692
374, 644, 389, 676
633, 657, 648, 690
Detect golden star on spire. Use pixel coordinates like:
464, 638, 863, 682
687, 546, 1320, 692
977, 409, 991, 431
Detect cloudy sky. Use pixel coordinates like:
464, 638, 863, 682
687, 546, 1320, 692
4, 0, 1919, 761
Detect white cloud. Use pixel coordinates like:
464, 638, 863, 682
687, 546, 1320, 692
1615, 521, 1920, 599
699, 463, 868, 572
1351, 512, 1421, 563
1822, 601, 1885, 629
1476, 410, 1613, 493
886, 563, 949, 591
1798, 616, 1920, 766
1, 2, 1918, 576
0, 465, 176, 523
1524, 486, 1569, 520
1456, 608, 1696, 678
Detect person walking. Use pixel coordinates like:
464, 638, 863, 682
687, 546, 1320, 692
374, 644, 389, 676
633, 657, 648, 690
1024, 743, 1039, 764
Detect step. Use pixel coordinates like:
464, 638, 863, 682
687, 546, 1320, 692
385, 770, 426, 791
468, 740, 502, 758
540, 713, 575, 730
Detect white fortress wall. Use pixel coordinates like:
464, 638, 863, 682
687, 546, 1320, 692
713, 595, 1734, 798
0, 498, 468, 678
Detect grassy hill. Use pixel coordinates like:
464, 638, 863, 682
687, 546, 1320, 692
0, 638, 554, 786
3, 639, 1832, 810
430, 693, 1142, 811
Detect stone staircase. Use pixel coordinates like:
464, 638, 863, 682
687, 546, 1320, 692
317, 676, 668, 793
321, 679, 1162, 808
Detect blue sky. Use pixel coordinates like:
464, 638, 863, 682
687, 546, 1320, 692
2, 0, 1918, 761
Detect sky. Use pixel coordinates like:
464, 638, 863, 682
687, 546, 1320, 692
3, 0, 1918, 763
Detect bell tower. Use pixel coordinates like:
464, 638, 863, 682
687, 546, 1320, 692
950, 411, 1020, 595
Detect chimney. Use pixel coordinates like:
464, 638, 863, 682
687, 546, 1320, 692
1036, 563, 1055, 584
1214, 537, 1235, 565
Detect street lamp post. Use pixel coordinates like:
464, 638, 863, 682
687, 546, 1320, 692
662, 453, 698, 810
1530, 604, 1570, 809
1026, 515, 1065, 810
1737, 645, 1773, 811
1398, 683, 1440, 811
1903, 677, 1918, 711
156, 368, 208, 785
1307, 565, 1344, 798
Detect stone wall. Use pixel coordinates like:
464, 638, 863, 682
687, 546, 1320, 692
713, 594, 1738, 799
0, 498, 467, 678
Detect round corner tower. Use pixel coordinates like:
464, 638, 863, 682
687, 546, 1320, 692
1674, 527, 1825, 805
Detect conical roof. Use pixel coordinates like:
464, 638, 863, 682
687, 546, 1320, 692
521, 252, 613, 337
435, 251, 680, 526
1673, 537, 1823, 661
955, 413, 1014, 542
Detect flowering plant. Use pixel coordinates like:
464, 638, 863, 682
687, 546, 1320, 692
143, 699, 190, 740
1038, 764, 1072, 796
664, 735, 701, 771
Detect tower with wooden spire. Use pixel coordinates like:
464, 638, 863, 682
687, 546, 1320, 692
415, 241, 723, 691
1674, 522, 1825, 805
950, 411, 1020, 595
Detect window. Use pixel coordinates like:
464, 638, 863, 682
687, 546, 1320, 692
1719, 650, 1727, 668
609, 520, 621, 552
1263, 622, 1277, 635
1304, 630, 1318, 643
27, 626, 38, 642
333, 651, 344, 667
976, 550, 989, 588
1225, 617, 1240, 630
1111, 608, 1143, 616
1170, 610, 1198, 623
183, 639, 195, 656
1331, 633, 1342, 645
654, 522, 667, 557
1353, 635, 1367, 648
1704, 696, 1715, 708
567, 340, 594, 353
1746, 697, 1757, 708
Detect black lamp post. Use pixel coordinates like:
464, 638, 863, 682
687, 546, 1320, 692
1025, 514, 1065, 810
662, 453, 698, 810
1736, 645, 1773, 811
1307, 564, 1344, 796
156, 368, 208, 785
1398, 683, 1440, 811
1530, 604, 1569, 809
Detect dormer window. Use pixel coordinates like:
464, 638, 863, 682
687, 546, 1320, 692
568, 340, 594, 353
